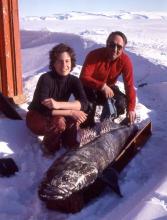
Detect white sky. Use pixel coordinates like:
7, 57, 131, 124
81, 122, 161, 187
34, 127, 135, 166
18, 0, 167, 16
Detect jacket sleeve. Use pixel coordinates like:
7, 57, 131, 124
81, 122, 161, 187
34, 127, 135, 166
122, 55, 136, 111
28, 74, 52, 116
71, 77, 89, 112
80, 52, 105, 90
33, 74, 51, 102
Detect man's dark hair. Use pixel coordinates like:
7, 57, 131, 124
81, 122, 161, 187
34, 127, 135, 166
49, 43, 76, 71
106, 31, 128, 46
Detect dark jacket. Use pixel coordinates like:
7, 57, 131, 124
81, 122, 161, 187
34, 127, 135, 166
28, 71, 89, 116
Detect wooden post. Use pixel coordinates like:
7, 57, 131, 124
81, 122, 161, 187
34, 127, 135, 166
0, 0, 25, 104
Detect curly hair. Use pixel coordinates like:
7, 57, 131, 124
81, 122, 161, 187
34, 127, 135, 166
49, 43, 76, 71
106, 31, 128, 46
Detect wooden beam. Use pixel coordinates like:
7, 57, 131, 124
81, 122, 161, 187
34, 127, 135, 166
0, 0, 24, 103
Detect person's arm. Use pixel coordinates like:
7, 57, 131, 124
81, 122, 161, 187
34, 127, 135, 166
34, 74, 52, 102
80, 51, 106, 90
42, 99, 87, 125
41, 99, 81, 110
101, 83, 114, 98
127, 111, 136, 124
122, 55, 136, 123
71, 77, 89, 112
51, 109, 87, 125
29, 73, 53, 116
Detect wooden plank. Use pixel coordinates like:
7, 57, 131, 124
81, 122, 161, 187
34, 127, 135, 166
112, 120, 152, 172
0, 0, 14, 96
0, 0, 23, 98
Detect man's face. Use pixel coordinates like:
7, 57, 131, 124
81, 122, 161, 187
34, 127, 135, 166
107, 35, 125, 60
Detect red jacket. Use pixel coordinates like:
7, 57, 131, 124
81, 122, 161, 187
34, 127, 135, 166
80, 47, 136, 111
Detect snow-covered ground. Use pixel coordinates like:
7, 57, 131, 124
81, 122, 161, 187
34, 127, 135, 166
0, 11, 167, 220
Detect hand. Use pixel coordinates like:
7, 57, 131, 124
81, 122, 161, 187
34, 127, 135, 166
127, 110, 136, 124
70, 110, 87, 127
101, 84, 114, 98
41, 98, 59, 109
47, 116, 66, 132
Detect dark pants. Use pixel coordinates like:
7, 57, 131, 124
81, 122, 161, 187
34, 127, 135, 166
26, 110, 79, 154
82, 85, 127, 127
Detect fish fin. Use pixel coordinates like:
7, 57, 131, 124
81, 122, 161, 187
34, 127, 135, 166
99, 167, 123, 198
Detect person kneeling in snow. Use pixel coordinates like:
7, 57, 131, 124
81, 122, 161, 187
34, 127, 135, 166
26, 43, 89, 155
80, 31, 136, 126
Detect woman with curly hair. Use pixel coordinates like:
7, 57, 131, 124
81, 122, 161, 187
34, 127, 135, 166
26, 43, 89, 155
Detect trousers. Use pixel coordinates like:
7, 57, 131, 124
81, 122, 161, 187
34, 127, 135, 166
81, 85, 127, 127
26, 110, 79, 154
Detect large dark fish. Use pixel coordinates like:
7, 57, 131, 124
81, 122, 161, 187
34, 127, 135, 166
38, 122, 138, 201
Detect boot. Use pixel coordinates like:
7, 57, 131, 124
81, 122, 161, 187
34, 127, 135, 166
42, 132, 62, 155
62, 118, 80, 149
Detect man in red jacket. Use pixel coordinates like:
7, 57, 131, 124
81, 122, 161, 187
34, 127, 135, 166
80, 31, 136, 125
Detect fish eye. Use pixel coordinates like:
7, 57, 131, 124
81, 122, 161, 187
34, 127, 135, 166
62, 175, 69, 181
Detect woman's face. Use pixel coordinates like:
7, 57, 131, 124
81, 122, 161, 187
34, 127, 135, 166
54, 52, 71, 76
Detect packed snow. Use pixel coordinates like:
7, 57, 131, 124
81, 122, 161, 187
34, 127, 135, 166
0, 11, 167, 220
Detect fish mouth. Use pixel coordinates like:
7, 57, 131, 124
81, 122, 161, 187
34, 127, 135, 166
39, 164, 98, 200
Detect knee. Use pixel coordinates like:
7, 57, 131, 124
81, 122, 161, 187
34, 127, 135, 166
57, 116, 66, 131
52, 116, 66, 132
26, 110, 47, 135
